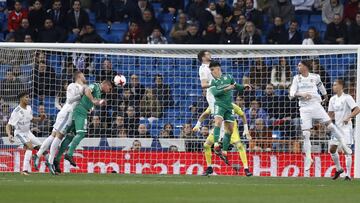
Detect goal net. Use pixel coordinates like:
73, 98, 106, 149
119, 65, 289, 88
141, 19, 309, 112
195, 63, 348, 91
0, 44, 359, 178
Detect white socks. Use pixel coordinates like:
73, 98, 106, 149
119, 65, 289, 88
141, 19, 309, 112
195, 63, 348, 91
331, 152, 341, 171
345, 154, 352, 177
49, 137, 62, 164
36, 135, 54, 157
23, 150, 32, 172
303, 131, 311, 159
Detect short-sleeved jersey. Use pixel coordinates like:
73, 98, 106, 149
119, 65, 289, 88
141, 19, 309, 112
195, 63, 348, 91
61, 82, 85, 113
289, 73, 327, 107
7, 105, 33, 133
209, 74, 242, 111
76, 83, 102, 113
328, 93, 358, 126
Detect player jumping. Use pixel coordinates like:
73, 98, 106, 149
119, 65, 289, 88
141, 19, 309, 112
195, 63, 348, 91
33, 71, 87, 171
51, 80, 113, 174
6, 92, 46, 175
328, 79, 360, 181
193, 103, 252, 176
289, 60, 352, 171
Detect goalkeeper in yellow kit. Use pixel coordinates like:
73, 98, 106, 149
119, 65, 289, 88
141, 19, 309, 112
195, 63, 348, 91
193, 103, 252, 176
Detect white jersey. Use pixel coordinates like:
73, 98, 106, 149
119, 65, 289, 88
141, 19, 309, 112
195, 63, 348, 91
289, 73, 327, 107
8, 105, 33, 133
328, 93, 358, 126
61, 82, 85, 113
199, 63, 215, 111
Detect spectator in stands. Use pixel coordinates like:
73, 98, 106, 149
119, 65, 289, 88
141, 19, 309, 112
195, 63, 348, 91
248, 58, 270, 89
12, 65, 28, 83
180, 123, 196, 138
267, 16, 287, 44
24, 34, 33, 42
170, 13, 189, 44
0, 103, 11, 135
14, 18, 35, 42
161, 0, 184, 14
135, 124, 151, 138
118, 128, 128, 138
125, 74, 145, 102
77, 23, 105, 43
120, 88, 139, 112
33, 60, 56, 97
206, 2, 217, 17
343, 0, 359, 24
244, 0, 263, 29
96, 59, 117, 82
219, 24, 239, 44
61, 57, 76, 81
230, 1, 245, 24
37, 18, 67, 42
147, 27, 168, 44
270, 57, 292, 89
235, 14, 246, 33
66, 0, 89, 35
0, 70, 25, 103
302, 26, 322, 44
214, 14, 225, 33
268, 0, 294, 24
259, 83, 281, 119
235, 95, 247, 112
311, 59, 332, 93
200, 126, 210, 138
169, 145, 179, 152
111, 115, 125, 136
28, 0, 46, 32
88, 115, 106, 137
153, 74, 173, 108
159, 123, 175, 138
246, 100, 269, 129
249, 118, 272, 152
31, 105, 52, 137
183, 23, 203, 44
55, 80, 68, 110
140, 88, 161, 120
7, 0, 28, 33
94, 0, 116, 23
349, 12, 360, 43
322, 0, 343, 24
324, 13, 347, 44
286, 20, 302, 44
216, 0, 232, 21
122, 21, 146, 44
187, 0, 207, 23
202, 22, 221, 44
126, 0, 154, 22
239, 21, 262, 44
130, 139, 142, 151
311, 122, 329, 142
291, 0, 315, 14
140, 9, 162, 38
124, 105, 140, 137
46, 0, 66, 29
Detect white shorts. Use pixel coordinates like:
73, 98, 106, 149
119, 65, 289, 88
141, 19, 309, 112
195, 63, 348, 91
299, 103, 331, 130
14, 131, 42, 146
206, 89, 215, 114
53, 110, 73, 134
329, 124, 354, 146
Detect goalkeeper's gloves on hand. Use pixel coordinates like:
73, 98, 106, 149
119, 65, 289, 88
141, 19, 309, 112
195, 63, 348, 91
243, 124, 251, 140
192, 121, 201, 132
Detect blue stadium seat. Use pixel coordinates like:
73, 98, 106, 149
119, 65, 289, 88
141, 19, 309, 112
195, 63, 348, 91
158, 13, 175, 23
111, 23, 128, 31
309, 15, 322, 23
161, 22, 173, 34
88, 12, 96, 24
295, 14, 309, 25
95, 23, 109, 32
300, 23, 309, 32
320, 23, 327, 32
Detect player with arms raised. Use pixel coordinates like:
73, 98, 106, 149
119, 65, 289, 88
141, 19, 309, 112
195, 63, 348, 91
289, 60, 352, 171
51, 80, 113, 174
33, 71, 87, 170
6, 92, 46, 175
328, 79, 360, 180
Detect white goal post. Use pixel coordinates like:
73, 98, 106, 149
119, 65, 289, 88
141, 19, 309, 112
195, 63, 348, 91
0, 43, 359, 178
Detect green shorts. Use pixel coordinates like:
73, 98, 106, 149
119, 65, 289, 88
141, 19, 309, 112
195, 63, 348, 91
213, 105, 234, 122
72, 110, 88, 134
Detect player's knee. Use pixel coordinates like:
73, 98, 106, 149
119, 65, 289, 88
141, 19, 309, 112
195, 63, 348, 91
235, 142, 244, 150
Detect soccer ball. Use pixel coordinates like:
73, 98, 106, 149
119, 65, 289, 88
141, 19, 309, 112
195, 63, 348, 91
113, 75, 126, 87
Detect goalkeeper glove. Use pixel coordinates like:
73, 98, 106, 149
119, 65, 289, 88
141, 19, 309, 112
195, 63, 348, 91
192, 121, 202, 132
243, 124, 251, 140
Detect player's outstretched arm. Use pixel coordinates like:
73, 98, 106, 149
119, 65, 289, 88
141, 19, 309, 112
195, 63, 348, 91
193, 108, 211, 132
5, 124, 14, 143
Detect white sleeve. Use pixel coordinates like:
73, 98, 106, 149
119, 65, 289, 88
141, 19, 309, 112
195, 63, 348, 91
270, 68, 279, 87
7, 111, 20, 127
199, 67, 207, 81
289, 76, 298, 98
328, 97, 334, 112
67, 84, 82, 104
345, 95, 358, 110
316, 75, 327, 95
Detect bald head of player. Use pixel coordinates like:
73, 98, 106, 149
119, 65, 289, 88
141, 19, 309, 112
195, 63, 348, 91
197, 50, 211, 64
297, 60, 312, 76
18, 92, 30, 107
209, 60, 222, 78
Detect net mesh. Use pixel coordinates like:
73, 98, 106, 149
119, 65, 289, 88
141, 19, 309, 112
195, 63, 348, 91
0, 46, 358, 177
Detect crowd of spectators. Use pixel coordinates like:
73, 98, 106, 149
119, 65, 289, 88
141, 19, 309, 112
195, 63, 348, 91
1, 0, 360, 44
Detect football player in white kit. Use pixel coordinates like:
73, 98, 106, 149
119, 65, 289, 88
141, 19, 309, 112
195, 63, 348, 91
33, 71, 87, 173
6, 92, 46, 175
289, 60, 352, 171
328, 79, 360, 181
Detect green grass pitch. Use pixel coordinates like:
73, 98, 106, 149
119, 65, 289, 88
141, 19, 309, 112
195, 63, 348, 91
0, 173, 359, 203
